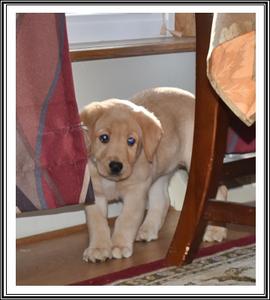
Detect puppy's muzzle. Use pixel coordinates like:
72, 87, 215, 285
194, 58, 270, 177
109, 161, 123, 175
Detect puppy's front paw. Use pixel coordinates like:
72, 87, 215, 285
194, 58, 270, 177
203, 224, 228, 242
136, 224, 158, 242
83, 246, 112, 263
112, 246, 133, 259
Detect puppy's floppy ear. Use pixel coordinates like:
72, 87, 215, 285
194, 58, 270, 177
80, 102, 104, 152
80, 102, 104, 130
135, 108, 163, 163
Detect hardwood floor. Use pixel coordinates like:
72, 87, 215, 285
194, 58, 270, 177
16, 209, 255, 285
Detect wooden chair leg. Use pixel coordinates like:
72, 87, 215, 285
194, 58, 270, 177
165, 13, 230, 266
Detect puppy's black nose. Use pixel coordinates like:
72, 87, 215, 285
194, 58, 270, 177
109, 161, 123, 174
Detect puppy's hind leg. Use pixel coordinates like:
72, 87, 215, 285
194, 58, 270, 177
203, 185, 228, 242
136, 174, 171, 242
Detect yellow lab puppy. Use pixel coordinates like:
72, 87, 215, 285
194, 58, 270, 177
80, 87, 225, 263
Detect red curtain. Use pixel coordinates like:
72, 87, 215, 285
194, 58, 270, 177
16, 13, 94, 212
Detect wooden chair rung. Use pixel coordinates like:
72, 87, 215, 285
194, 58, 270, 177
203, 200, 255, 226
222, 157, 255, 182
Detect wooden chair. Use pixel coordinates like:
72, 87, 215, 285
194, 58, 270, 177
165, 13, 255, 266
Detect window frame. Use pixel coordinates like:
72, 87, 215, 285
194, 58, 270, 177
65, 13, 175, 45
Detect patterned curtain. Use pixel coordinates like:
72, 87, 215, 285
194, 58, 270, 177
16, 13, 94, 213
206, 13, 256, 153
169, 13, 255, 153
207, 13, 256, 127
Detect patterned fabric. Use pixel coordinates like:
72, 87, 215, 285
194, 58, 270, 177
112, 244, 255, 285
16, 14, 95, 213
207, 13, 256, 127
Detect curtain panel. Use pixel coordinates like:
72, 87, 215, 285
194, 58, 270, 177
207, 13, 256, 127
16, 13, 95, 213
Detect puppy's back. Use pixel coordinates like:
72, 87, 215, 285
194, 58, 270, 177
131, 87, 195, 172
131, 87, 194, 122
131, 87, 195, 134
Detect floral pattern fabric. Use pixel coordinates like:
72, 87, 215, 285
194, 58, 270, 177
207, 13, 256, 126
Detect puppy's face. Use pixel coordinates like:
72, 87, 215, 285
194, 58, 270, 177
80, 99, 163, 181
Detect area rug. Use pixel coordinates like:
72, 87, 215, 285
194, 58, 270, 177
73, 235, 255, 286
112, 243, 255, 285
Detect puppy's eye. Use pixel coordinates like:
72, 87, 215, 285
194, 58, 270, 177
127, 137, 136, 146
99, 134, 110, 143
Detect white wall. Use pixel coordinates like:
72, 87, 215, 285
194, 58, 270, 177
72, 52, 196, 110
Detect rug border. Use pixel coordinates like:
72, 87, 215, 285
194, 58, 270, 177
71, 235, 255, 286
